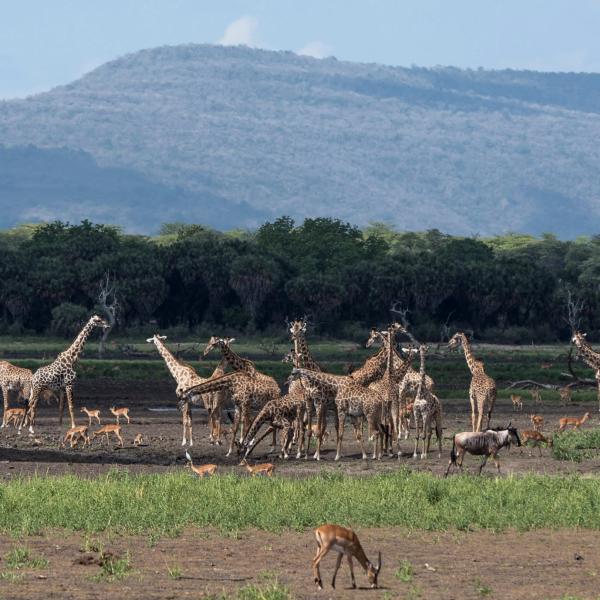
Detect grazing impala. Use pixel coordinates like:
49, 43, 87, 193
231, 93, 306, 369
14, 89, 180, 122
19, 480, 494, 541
240, 458, 274, 477
510, 394, 523, 412
110, 406, 130, 424
312, 524, 381, 590
61, 425, 90, 448
133, 433, 144, 446
80, 407, 101, 426
530, 414, 544, 432
92, 424, 123, 447
185, 451, 217, 477
558, 412, 591, 432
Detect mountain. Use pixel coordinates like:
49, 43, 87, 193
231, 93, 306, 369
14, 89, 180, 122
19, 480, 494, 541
2, 44, 600, 236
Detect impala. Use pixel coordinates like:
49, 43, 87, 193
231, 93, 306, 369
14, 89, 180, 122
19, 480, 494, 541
558, 412, 591, 432
80, 406, 101, 426
92, 424, 123, 447
240, 458, 274, 477
61, 425, 90, 448
185, 451, 217, 477
110, 406, 130, 424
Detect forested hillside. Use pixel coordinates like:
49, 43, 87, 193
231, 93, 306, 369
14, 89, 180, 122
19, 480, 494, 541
2, 45, 600, 236
0, 219, 598, 342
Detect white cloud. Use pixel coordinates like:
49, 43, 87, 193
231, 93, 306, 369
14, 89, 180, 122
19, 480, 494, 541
297, 41, 332, 60
218, 16, 259, 47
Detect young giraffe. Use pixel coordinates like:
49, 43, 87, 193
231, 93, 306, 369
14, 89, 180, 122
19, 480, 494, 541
182, 369, 281, 457
0, 361, 32, 428
22, 315, 110, 434
239, 391, 305, 459
448, 332, 496, 432
147, 334, 222, 446
291, 368, 385, 461
412, 344, 443, 459
572, 331, 600, 412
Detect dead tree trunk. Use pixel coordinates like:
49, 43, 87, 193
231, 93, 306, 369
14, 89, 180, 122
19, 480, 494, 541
97, 272, 118, 359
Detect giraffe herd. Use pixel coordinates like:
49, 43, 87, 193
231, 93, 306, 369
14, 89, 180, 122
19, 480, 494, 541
0, 316, 598, 465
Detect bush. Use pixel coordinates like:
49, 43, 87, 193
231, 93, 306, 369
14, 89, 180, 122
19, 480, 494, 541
50, 303, 89, 338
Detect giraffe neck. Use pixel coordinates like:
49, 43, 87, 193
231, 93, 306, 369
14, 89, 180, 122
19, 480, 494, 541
244, 401, 277, 444
59, 319, 98, 366
294, 334, 321, 371
351, 347, 386, 386
459, 334, 479, 374
416, 347, 427, 397
152, 338, 190, 384
211, 357, 228, 378
296, 368, 340, 392
220, 343, 254, 374
575, 337, 600, 367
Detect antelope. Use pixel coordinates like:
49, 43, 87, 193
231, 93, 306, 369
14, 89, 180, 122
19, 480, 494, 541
510, 394, 523, 412
520, 430, 553, 456
133, 433, 144, 446
185, 451, 217, 477
540, 363, 553, 370
530, 388, 543, 406
530, 414, 544, 432
3, 407, 25, 429
92, 424, 123, 447
80, 406, 101, 426
445, 424, 520, 476
240, 458, 274, 477
559, 386, 572, 406
110, 406, 130, 424
61, 425, 89, 448
312, 524, 381, 590
558, 412, 591, 432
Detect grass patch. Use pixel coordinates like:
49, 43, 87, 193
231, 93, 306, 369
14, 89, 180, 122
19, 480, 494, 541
552, 429, 600, 462
0, 571, 24, 583
395, 559, 414, 583
92, 550, 132, 582
4, 546, 48, 569
220, 581, 293, 600
2, 470, 600, 536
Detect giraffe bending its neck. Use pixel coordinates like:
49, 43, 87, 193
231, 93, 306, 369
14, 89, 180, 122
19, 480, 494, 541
23, 315, 109, 434
203, 336, 256, 376
572, 331, 600, 412
147, 334, 208, 446
448, 332, 496, 432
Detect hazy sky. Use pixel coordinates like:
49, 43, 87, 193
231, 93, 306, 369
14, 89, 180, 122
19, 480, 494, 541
1, 0, 600, 99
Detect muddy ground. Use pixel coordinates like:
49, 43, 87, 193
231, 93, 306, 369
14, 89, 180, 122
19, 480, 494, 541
0, 527, 599, 599
0, 378, 599, 479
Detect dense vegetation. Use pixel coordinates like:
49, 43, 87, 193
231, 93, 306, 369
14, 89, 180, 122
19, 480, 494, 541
1, 219, 600, 343
2, 470, 600, 535
2, 44, 600, 236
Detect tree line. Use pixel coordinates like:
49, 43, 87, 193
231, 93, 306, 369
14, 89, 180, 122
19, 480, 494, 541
0, 218, 597, 342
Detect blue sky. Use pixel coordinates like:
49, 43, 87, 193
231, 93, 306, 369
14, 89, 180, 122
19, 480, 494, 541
1, 0, 600, 99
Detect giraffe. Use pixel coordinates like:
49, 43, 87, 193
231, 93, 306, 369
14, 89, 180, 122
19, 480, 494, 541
0, 361, 32, 428
572, 331, 600, 412
146, 333, 213, 446
411, 344, 443, 459
183, 369, 280, 456
204, 356, 230, 444
239, 391, 305, 459
448, 332, 496, 432
367, 324, 411, 456
290, 368, 384, 460
203, 336, 256, 376
365, 327, 433, 441
23, 315, 110, 434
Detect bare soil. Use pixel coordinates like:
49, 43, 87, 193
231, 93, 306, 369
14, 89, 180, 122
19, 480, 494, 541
0, 378, 599, 479
1, 528, 599, 599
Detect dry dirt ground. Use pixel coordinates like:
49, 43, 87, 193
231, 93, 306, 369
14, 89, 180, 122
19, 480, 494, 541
1, 380, 600, 599
0, 378, 599, 478
0, 528, 599, 599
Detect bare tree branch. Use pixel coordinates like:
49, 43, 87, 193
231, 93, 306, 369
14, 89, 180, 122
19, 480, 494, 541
390, 300, 421, 346
97, 272, 119, 359
563, 288, 585, 332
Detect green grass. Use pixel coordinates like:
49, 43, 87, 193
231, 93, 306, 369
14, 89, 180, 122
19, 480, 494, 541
92, 550, 132, 582
207, 581, 293, 600
4, 546, 48, 569
395, 559, 414, 583
553, 428, 600, 462
166, 563, 183, 579
3, 470, 600, 536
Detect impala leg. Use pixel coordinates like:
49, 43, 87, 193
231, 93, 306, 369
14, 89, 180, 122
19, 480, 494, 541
312, 541, 329, 590
331, 552, 343, 589
346, 555, 357, 589
116, 431, 123, 447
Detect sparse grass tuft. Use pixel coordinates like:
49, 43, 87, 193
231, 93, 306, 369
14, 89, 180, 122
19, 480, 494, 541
474, 577, 493, 596
4, 546, 48, 569
395, 559, 414, 583
166, 563, 182, 580
92, 551, 132, 582
0, 571, 24, 583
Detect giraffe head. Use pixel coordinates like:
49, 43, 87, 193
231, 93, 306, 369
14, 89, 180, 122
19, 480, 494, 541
572, 331, 587, 345
365, 328, 383, 348
447, 332, 465, 350
202, 336, 235, 357
289, 318, 308, 341
146, 334, 168, 344
90, 315, 110, 329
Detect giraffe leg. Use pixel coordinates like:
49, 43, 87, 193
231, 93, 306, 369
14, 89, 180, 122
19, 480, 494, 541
469, 391, 477, 432
351, 417, 367, 459
436, 414, 443, 458
58, 390, 65, 426
187, 404, 193, 447
314, 403, 326, 461
227, 407, 242, 457
1, 385, 9, 428
65, 386, 76, 429
334, 408, 346, 461
423, 416, 432, 459
180, 401, 189, 446
23, 385, 42, 435
412, 416, 421, 458
475, 408, 484, 433
302, 400, 313, 459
